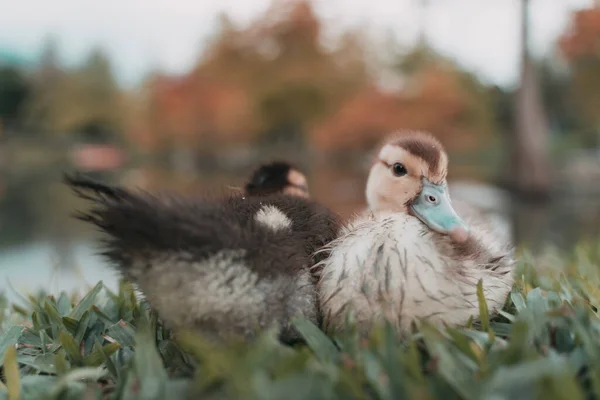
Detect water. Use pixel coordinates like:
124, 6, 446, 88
0, 241, 119, 303
2, 157, 600, 300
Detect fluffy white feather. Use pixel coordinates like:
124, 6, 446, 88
317, 208, 514, 335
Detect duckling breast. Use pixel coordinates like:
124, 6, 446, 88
317, 213, 510, 335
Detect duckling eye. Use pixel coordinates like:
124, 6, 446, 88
392, 163, 407, 177
426, 195, 439, 205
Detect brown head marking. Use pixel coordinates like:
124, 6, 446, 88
384, 131, 447, 183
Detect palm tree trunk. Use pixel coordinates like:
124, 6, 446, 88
513, 0, 551, 199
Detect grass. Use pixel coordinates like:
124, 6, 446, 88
2, 243, 600, 399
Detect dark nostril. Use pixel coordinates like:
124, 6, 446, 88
428, 195, 436, 203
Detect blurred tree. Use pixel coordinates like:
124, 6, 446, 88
559, 5, 600, 146
258, 82, 325, 146
396, 45, 438, 76
58, 47, 123, 138
486, 85, 514, 135
248, 0, 341, 143
24, 44, 123, 139
537, 60, 582, 140
0, 66, 30, 129
140, 0, 371, 152
242, 0, 370, 145
121, 81, 159, 152
137, 0, 501, 158
330, 29, 371, 99
22, 36, 66, 133
512, 0, 551, 198
312, 44, 497, 153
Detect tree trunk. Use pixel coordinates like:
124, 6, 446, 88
513, 0, 551, 199
418, 0, 430, 46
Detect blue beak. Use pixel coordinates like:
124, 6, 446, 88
410, 179, 470, 242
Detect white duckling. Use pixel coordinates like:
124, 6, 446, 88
317, 130, 515, 335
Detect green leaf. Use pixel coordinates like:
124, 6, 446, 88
483, 356, 576, 398
39, 330, 53, 355
3, 345, 20, 400
83, 341, 120, 367
47, 367, 105, 399
0, 326, 23, 362
498, 310, 516, 322
17, 353, 57, 374
106, 320, 136, 348
123, 323, 168, 400
420, 323, 480, 400
57, 292, 72, 316
96, 337, 120, 380
163, 380, 191, 399
362, 351, 390, 400
62, 316, 79, 334
31, 311, 41, 331
18, 329, 42, 348
19, 375, 86, 399
54, 349, 69, 376
446, 328, 478, 363
25, 294, 45, 316
466, 315, 474, 329
11, 304, 29, 316
489, 322, 512, 338
43, 300, 65, 338
59, 331, 83, 365
291, 317, 340, 363
511, 290, 527, 313
405, 338, 424, 383
91, 305, 115, 325
477, 279, 490, 332
119, 281, 139, 318
68, 281, 103, 320
73, 310, 91, 344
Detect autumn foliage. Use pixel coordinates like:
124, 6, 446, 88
311, 64, 492, 152
559, 7, 600, 60
126, 0, 496, 155
11, 0, 600, 156
558, 5, 600, 134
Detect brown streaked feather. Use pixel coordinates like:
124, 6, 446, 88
386, 131, 444, 174
450, 235, 488, 260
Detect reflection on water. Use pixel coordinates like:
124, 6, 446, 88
1, 156, 600, 298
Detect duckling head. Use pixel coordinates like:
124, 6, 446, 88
245, 161, 310, 198
366, 130, 470, 243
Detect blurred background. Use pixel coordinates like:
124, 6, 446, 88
0, 0, 599, 298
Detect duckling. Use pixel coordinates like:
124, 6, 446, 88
64, 173, 341, 343
316, 130, 514, 335
244, 161, 310, 198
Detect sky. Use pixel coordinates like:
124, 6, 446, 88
0, 0, 594, 88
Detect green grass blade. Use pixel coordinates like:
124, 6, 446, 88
0, 326, 23, 362
477, 279, 490, 332
3, 346, 20, 400
68, 281, 103, 320
59, 331, 83, 366
83, 341, 120, 367
292, 317, 340, 363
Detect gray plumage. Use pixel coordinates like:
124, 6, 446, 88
64, 173, 341, 343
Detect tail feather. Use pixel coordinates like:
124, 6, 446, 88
64, 172, 136, 206
64, 173, 157, 239
64, 173, 240, 272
